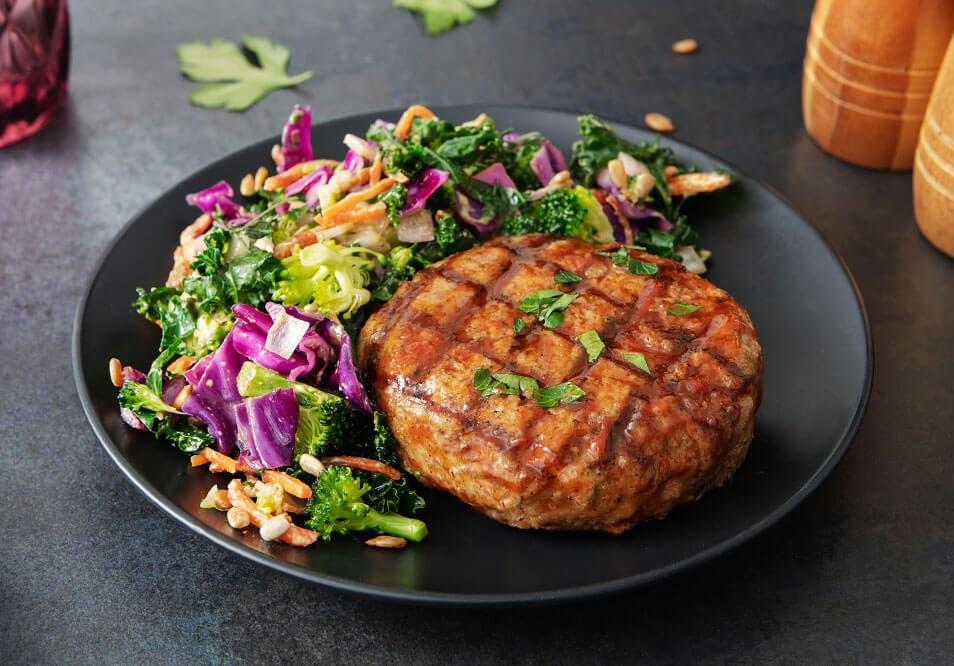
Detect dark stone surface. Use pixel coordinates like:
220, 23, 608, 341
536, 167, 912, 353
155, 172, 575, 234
1, 0, 951, 662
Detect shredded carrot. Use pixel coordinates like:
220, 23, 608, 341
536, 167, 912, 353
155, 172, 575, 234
394, 105, 435, 141
226, 480, 318, 547
323, 455, 402, 480
166, 355, 195, 374
320, 177, 395, 221
202, 447, 237, 474
321, 202, 387, 229
190, 453, 209, 467
235, 462, 258, 473
263, 470, 313, 499
369, 153, 382, 186
666, 172, 732, 197
263, 160, 321, 191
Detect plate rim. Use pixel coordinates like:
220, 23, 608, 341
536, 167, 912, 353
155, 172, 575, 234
72, 103, 874, 606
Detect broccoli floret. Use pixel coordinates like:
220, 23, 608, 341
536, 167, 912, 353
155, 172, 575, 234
117, 380, 184, 430
182, 308, 233, 358
305, 465, 428, 542
236, 361, 368, 460
273, 239, 382, 319
503, 186, 613, 243
295, 398, 364, 460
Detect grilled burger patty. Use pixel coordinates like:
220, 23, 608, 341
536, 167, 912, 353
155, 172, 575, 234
359, 234, 763, 533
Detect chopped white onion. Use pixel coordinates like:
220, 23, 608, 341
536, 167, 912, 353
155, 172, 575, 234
617, 152, 650, 177
343, 133, 378, 161
397, 209, 435, 243
675, 245, 708, 274
253, 236, 275, 253
264, 308, 310, 359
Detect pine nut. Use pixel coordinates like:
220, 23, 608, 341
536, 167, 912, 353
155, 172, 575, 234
109, 358, 124, 387
240, 173, 255, 197
631, 173, 656, 200
365, 536, 407, 549
254, 166, 268, 190
607, 159, 628, 190
672, 38, 698, 54
171, 384, 193, 410
227, 506, 250, 529
645, 113, 675, 133
260, 515, 291, 541
271, 143, 283, 166
213, 489, 231, 511
298, 453, 325, 476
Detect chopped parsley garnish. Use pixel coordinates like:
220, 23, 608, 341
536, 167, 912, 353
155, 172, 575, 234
472, 368, 538, 398
624, 352, 651, 374
519, 289, 578, 329
177, 36, 312, 111
534, 382, 586, 408
513, 318, 526, 335
473, 369, 585, 408
553, 269, 583, 284
578, 330, 605, 363
594, 247, 657, 276
668, 303, 702, 316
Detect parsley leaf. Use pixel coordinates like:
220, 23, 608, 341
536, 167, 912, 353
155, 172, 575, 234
578, 330, 605, 364
553, 269, 583, 284
595, 247, 658, 276
668, 303, 702, 316
395, 0, 498, 35
472, 368, 538, 398
177, 36, 312, 111
534, 382, 586, 408
519, 289, 578, 329
624, 352, 651, 375
513, 318, 526, 335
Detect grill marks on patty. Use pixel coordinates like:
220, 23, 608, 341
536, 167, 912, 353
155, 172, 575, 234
360, 234, 762, 531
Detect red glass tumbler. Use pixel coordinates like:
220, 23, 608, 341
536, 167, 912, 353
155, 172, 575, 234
0, 0, 69, 147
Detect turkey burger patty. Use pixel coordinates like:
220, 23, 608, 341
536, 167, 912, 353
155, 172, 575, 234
359, 234, 763, 533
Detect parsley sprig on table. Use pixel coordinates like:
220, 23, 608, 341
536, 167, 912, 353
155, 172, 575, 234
395, 0, 498, 35
177, 36, 312, 111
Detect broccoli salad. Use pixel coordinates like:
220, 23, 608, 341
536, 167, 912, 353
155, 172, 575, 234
113, 104, 731, 549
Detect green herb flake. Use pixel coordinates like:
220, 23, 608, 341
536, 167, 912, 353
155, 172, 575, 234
631, 259, 658, 275
578, 330, 605, 364
534, 382, 586, 408
519, 288, 578, 329
513, 318, 526, 335
624, 352, 651, 375
668, 303, 702, 316
473, 367, 494, 391
553, 269, 582, 284
395, 0, 499, 36
177, 36, 312, 111
473, 367, 538, 398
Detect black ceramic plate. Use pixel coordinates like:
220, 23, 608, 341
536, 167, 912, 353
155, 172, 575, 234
73, 105, 872, 606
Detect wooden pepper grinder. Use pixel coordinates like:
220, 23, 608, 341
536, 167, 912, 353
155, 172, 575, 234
914, 36, 954, 257
803, 0, 954, 171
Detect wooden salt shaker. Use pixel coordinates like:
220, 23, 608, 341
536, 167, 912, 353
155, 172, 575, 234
803, 0, 954, 171
914, 36, 954, 257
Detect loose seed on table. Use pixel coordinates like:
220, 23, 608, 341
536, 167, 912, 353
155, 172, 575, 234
672, 38, 698, 54
645, 112, 675, 133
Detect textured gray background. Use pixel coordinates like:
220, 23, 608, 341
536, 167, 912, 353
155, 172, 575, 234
2, 0, 953, 663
